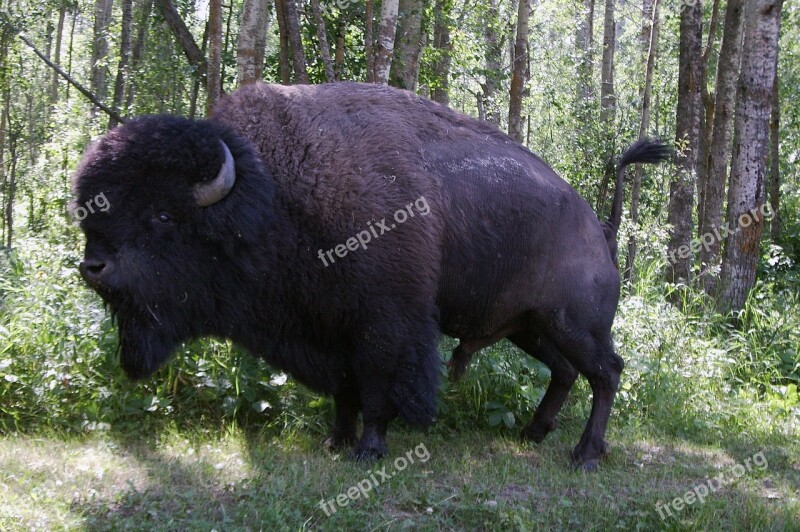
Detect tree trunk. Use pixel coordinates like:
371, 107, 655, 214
599, 0, 615, 124
4, 102, 17, 249
595, 0, 616, 213
284, 0, 309, 83
110, 0, 134, 127
482, 0, 503, 125
719, 0, 783, 311
624, 0, 660, 283
373, 0, 400, 84
365, 0, 375, 82
237, 0, 271, 85
430, 0, 453, 105
696, 0, 721, 239
50, 5, 66, 105
697, 0, 743, 290
508, 0, 530, 143
0, 40, 7, 245
665, 0, 703, 287
389, 0, 424, 90
334, 13, 346, 80
190, 21, 209, 118
91, 0, 114, 115
769, 68, 780, 241
207, 0, 223, 113
575, 0, 595, 105
274, 0, 292, 83
310, 0, 335, 82
125, 0, 153, 110
66, 10, 77, 100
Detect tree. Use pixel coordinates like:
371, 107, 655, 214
575, 0, 595, 106
481, 0, 503, 125
109, 0, 134, 127
274, 0, 292, 83
625, 0, 661, 282
430, 0, 453, 105
207, 0, 223, 113
508, 0, 530, 143
665, 0, 702, 286
237, 0, 271, 85
599, 0, 615, 124
90, 0, 114, 114
697, 0, 743, 289
695, 0, 721, 237
595, 0, 616, 213
389, 0, 425, 90
156, 0, 207, 77
365, 0, 375, 82
310, 0, 335, 82
50, 4, 67, 105
769, 68, 780, 241
373, 0, 400, 84
719, 0, 784, 311
284, 0, 309, 83
125, 0, 153, 112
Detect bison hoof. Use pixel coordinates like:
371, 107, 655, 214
348, 444, 387, 462
324, 433, 357, 451
520, 419, 557, 444
575, 458, 600, 473
570, 439, 609, 471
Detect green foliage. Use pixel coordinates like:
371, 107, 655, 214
0, 236, 297, 434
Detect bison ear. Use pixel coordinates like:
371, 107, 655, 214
194, 140, 236, 207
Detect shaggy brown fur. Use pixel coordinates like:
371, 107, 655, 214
74, 82, 666, 469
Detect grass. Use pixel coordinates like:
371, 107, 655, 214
1, 414, 798, 531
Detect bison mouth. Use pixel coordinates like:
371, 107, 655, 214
82, 266, 200, 380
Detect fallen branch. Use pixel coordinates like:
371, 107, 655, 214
18, 33, 125, 124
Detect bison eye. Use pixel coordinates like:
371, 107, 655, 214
155, 212, 173, 224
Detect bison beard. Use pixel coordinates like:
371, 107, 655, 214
73, 82, 667, 470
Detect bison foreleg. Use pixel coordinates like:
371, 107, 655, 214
325, 381, 361, 450
348, 378, 396, 461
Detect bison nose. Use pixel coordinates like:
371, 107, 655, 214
79, 259, 108, 283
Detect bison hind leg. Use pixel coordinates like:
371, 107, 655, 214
448, 343, 472, 381
509, 331, 578, 444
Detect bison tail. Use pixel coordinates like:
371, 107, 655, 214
391, 340, 441, 427
606, 138, 672, 235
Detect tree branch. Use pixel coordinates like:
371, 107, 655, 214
155, 0, 207, 77
18, 34, 126, 124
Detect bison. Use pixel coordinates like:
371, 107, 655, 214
73, 82, 668, 471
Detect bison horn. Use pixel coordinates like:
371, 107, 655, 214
194, 140, 236, 207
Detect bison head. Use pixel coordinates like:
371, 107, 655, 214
72, 116, 273, 379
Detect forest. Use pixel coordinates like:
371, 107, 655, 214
0, 0, 798, 529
